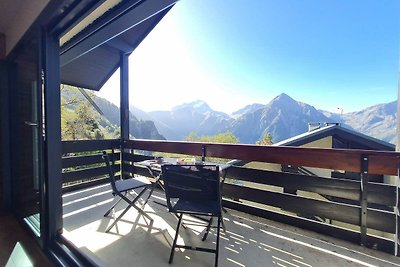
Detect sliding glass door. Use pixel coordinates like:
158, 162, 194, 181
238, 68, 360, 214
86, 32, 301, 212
11, 32, 44, 241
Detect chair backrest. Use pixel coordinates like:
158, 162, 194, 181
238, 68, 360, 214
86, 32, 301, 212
161, 164, 221, 213
102, 151, 118, 193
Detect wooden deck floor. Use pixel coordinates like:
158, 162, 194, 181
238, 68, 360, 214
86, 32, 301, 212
62, 183, 400, 267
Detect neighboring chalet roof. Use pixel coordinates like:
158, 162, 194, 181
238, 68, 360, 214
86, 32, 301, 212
60, 0, 176, 91
273, 124, 395, 151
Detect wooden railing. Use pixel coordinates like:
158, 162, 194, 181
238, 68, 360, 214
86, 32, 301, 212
61, 139, 120, 192
61, 139, 400, 255
124, 139, 400, 255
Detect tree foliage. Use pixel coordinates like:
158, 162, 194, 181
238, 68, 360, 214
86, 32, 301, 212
184, 131, 239, 144
62, 102, 104, 140
61, 86, 110, 140
256, 133, 273, 145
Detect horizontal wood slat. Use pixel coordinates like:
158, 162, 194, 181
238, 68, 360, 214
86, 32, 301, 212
62, 139, 120, 154
122, 164, 135, 174
222, 199, 395, 254
62, 165, 120, 183
62, 177, 109, 193
226, 166, 396, 207
126, 139, 400, 175
63, 152, 120, 169
223, 183, 395, 233
123, 153, 153, 163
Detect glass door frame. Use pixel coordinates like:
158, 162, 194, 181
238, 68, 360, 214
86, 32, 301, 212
41, 28, 63, 246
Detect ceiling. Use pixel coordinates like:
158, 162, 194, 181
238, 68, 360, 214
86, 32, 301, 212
0, 0, 25, 34
0, 0, 49, 56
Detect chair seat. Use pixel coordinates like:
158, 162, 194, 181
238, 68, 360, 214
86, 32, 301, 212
115, 176, 151, 192
171, 199, 221, 216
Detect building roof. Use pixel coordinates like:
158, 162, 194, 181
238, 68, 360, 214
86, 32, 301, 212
60, 0, 176, 91
273, 124, 395, 151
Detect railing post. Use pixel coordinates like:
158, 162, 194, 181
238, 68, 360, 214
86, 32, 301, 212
202, 145, 206, 162
360, 155, 369, 247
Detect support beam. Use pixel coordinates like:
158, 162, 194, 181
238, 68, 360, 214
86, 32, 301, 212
396, 64, 400, 255
43, 30, 63, 243
397, 70, 400, 150
60, 0, 177, 66
120, 52, 129, 140
120, 52, 129, 178
396, 164, 400, 256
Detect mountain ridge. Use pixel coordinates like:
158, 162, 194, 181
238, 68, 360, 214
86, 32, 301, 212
132, 94, 396, 144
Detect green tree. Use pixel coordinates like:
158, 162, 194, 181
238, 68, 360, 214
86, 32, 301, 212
256, 133, 273, 145
63, 101, 104, 140
184, 131, 239, 144
184, 132, 198, 142
61, 85, 120, 140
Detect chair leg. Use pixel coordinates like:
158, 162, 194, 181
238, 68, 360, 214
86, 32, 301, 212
169, 213, 183, 264
141, 183, 156, 208
105, 202, 132, 232
105, 188, 152, 232
215, 216, 221, 267
104, 196, 123, 217
202, 217, 213, 241
127, 189, 153, 222
221, 214, 226, 232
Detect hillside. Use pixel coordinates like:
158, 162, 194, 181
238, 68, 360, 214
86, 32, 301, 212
231, 103, 264, 118
61, 87, 165, 140
343, 102, 396, 144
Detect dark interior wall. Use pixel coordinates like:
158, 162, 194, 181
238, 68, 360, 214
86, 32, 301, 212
0, 61, 5, 211
0, 34, 5, 59
10, 42, 38, 218
0, 60, 13, 212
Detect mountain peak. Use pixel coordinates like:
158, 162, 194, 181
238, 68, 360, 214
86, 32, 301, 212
192, 100, 209, 108
273, 93, 295, 102
172, 100, 211, 113
268, 93, 298, 108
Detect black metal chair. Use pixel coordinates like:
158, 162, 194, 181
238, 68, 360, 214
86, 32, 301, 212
102, 151, 154, 232
162, 164, 222, 267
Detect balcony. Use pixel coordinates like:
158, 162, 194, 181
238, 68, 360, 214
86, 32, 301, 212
61, 139, 400, 266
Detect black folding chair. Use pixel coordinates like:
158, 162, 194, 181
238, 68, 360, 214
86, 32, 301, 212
102, 151, 154, 232
162, 164, 222, 267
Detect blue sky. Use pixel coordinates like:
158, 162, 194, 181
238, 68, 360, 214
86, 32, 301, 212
97, 0, 400, 114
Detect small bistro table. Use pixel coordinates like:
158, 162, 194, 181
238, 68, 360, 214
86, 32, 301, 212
135, 157, 232, 230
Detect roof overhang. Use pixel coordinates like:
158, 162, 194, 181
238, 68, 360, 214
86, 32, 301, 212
274, 125, 395, 151
60, 0, 177, 91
